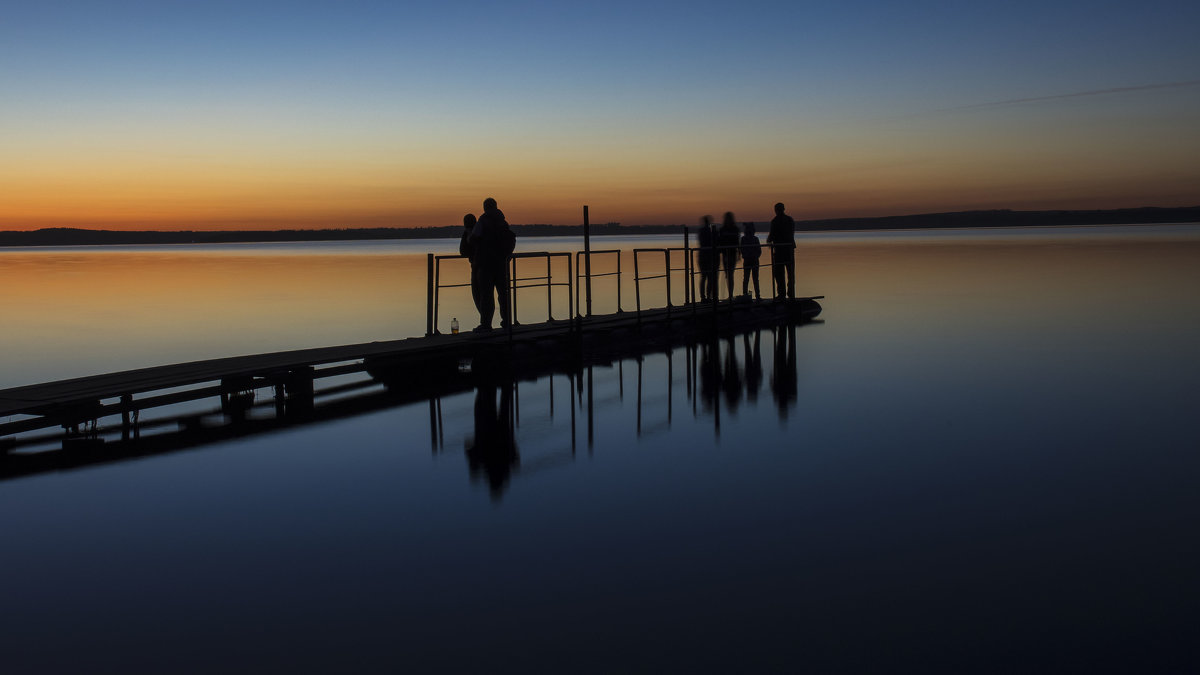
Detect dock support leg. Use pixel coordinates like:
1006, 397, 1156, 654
121, 394, 133, 440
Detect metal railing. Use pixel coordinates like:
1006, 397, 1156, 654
425, 234, 795, 337
428, 253, 470, 335
574, 249, 621, 316
509, 251, 573, 325
632, 247, 693, 320
685, 242, 793, 306
427, 252, 573, 336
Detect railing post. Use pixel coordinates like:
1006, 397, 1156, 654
567, 254, 574, 326
683, 226, 691, 306
770, 244, 777, 300
664, 250, 672, 318
583, 205, 593, 317
546, 254, 553, 320
615, 250, 622, 313
510, 256, 518, 326
574, 252, 581, 319
426, 253, 435, 336
633, 250, 642, 321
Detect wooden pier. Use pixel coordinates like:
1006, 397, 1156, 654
1, 297, 822, 447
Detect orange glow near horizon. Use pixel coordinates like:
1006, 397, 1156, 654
3, 112, 1198, 231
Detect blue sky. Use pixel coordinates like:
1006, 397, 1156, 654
2, 0, 1198, 227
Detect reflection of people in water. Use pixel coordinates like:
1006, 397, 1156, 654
465, 380, 519, 500
770, 323, 798, 418
687, 326, 786, 420
697, 335, 720, 411
743, 329, 763, 403
721, 335, 743, 412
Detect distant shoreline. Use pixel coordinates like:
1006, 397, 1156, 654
2, 206, 1197, 247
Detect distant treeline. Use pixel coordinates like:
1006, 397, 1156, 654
800, 206, 1200, 231
2, 207, 1197, 247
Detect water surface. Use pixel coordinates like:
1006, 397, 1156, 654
1, 225, 1198, 672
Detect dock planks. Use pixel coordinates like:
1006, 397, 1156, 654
1, 298, 821, 438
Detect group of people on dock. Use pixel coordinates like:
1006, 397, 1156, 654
456, 198, 797, 331
696, 202, 796, 303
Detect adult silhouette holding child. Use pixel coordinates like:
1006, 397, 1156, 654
469, 197, 516, 331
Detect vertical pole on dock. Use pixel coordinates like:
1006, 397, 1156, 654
616, 250, 623, 313
121, 394, 132, 440
426, 253, 435, 336
509, 256, 518, 329
769, 245, 777, 300
567, 255, 574, 324
545, 255, 553, 320
633, 251, 642, 322
583, 205, 593, 317
664, 250, 672, 317
683, 226, 691, 307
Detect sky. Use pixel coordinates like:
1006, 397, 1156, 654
2, 0, 1198, 230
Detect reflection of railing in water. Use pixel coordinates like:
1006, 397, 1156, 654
423, 320, 805, 498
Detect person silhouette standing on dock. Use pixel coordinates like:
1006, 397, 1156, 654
767, 202, 796, 299
696, 216, 717, 302
718, 212, 741, 301
459, 213, 481, 316
469, 197, 516, 331
740, 221, 762, 299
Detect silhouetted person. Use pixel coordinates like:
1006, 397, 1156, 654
740, 222, 762, 299
718, 212, 740, 300
459, 213, 481, 316
465, 380, 519, 500
770, 323, 798, 419
767, 202, 796, 299
696, 217, 717, 302
469, 197, 516, 331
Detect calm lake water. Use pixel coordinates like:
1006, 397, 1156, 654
2, 225, 1199, 672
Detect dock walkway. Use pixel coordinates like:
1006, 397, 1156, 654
1, 298, 821, 442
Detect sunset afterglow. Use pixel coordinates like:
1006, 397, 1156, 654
2, 1, 1198, 230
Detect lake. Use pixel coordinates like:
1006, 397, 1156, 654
2, 224, 1199, 672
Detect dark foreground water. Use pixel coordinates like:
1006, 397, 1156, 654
2, 225, 1199, 672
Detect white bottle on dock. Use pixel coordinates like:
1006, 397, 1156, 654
451, 317, 459, 334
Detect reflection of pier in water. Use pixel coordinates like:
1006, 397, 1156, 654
1, 318, 815, 495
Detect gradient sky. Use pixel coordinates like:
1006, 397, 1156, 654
2, 0, 1198, 230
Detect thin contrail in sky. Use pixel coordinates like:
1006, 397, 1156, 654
946, 80, 1200, 111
